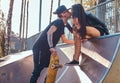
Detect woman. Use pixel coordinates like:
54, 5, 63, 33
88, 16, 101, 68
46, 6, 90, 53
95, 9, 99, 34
66, 4, 109, 66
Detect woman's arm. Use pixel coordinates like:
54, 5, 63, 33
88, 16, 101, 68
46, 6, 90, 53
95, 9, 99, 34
61, 34, 74, 44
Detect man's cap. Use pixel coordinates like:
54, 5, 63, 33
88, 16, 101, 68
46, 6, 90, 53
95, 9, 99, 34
53, 5, 70, 15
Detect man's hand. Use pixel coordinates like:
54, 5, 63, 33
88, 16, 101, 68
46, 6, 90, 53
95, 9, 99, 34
49, 48, 57, 56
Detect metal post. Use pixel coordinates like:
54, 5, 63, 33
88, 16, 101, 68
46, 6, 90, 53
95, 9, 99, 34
21, 0, 26, 51
115, 0, 118, 32
19, 0, 24, 39
49, 0, 53, 23
58, 0, 61, 6
81, 0, 82, 5
39, 0, 42, 32
25, 0, 29, 50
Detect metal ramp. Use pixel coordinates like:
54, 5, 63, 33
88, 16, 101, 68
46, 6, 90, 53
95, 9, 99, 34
60, 33, 120, 83
0, 33, 120, 83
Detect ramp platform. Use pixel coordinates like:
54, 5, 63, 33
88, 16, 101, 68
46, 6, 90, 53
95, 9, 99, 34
0, 33, 120, 83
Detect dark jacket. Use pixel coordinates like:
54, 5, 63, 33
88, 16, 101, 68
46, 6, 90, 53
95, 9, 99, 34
86, 12, 109, 35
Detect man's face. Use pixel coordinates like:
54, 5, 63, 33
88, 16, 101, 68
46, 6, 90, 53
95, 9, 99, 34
67, 11, 72, 18
66, 9, 72, 18
61, 10, 72, 19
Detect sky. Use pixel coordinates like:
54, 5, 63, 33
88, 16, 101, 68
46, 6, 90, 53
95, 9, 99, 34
0, 0, 73, 37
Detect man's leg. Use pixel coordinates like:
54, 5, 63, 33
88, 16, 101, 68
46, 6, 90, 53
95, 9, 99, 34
30, 66, 44, 83
30, 48, 43, 83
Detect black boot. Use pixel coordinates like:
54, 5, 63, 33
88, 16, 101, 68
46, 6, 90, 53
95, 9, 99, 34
30, 76, 37, 83
65, 60, 79, 66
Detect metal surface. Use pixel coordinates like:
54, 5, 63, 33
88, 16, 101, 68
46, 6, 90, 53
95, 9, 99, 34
87, 0, 120, 33
80, 33, 120, 83
103, 44, 120, 83
58, 33, 120, 83
0, 49, 80, 83
0, 33, 120, 83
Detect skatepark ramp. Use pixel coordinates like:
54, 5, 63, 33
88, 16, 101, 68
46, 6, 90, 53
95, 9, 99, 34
0, 33, 120, 83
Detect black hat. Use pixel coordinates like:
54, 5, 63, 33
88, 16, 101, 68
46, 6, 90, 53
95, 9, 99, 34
53, 5, 70, 15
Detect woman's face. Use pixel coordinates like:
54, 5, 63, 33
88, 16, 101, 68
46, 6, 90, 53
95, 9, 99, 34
72, 17, 80, 29
71, 8, 80, 30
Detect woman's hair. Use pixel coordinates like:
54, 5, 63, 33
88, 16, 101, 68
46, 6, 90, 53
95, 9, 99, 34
72, 4, 86, 39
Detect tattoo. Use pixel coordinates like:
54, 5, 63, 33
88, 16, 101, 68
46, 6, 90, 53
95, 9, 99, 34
47, 33, 53, 48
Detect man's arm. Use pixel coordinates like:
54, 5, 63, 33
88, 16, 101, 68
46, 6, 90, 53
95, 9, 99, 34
61, 34, 74, 44
47, 25, 57, 48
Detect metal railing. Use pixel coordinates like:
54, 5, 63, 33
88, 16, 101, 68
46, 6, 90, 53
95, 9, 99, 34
5, 0, 120, 53
64, 0, 120, 42
87, 0, 120, 33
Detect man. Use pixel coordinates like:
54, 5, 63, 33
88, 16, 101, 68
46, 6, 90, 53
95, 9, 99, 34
30, 5, 74, 83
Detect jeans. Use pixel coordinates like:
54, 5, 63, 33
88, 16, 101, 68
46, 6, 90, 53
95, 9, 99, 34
30, 44, 51, 83
30, 47, 43, 83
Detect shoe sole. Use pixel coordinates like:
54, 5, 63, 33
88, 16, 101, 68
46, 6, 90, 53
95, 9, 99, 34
65, 64, 79, 66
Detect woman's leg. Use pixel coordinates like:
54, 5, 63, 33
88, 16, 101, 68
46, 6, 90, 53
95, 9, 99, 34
73, 33, 81, 61
66, 26, 101, 66
86, 26, 101, 38
73, 26, 100, 65
65, 32, 81, 65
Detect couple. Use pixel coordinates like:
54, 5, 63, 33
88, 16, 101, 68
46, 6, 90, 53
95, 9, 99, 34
30, 4, 109, 83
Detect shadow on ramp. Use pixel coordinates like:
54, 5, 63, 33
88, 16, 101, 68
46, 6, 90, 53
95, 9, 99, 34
0, 51, 33, 83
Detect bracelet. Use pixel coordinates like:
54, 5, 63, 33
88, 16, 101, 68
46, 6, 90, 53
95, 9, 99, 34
50, 46, 53, 48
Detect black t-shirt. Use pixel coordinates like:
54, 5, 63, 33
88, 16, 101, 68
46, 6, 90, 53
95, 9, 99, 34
35, 19, 65, 51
